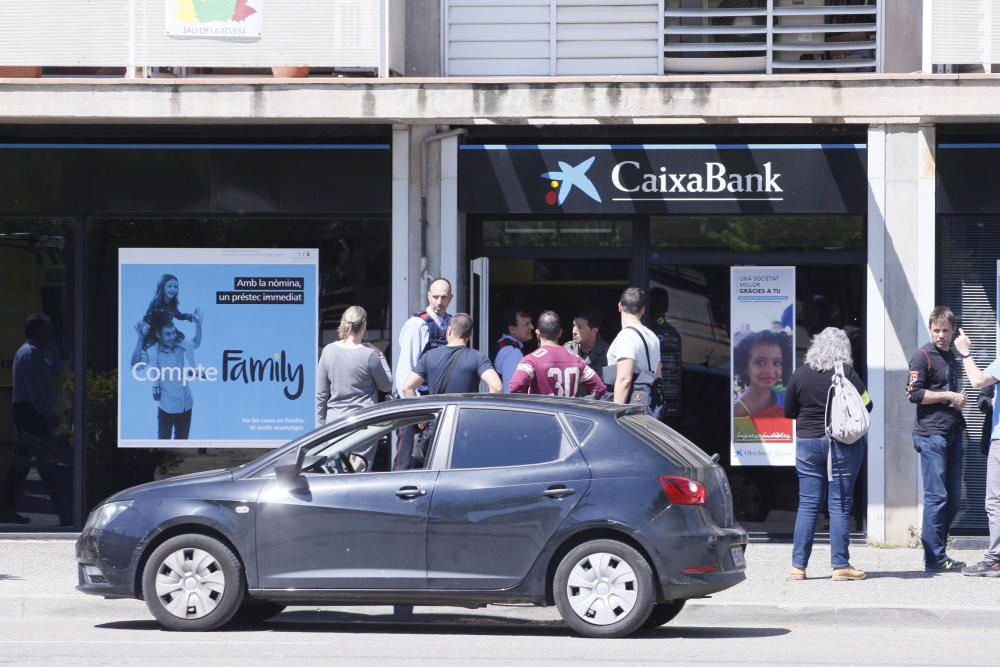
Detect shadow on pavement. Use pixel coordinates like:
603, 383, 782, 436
652, 626, 790, 639
97, 610, 791, 640
861, 571, 939, 580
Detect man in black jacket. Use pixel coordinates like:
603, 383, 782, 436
906, 306, 967, 573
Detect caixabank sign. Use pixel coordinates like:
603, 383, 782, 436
459, 144, 867, 215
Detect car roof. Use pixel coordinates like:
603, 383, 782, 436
385, 393, 640, 416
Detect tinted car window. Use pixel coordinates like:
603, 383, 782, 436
451, 409, 570, 469
620, 414, 714, 467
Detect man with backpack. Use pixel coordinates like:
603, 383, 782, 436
493, 307, 533, 392
952, 328, 1000, 577
606, 287, 662, 410
394, 277, 453, 397
906, 306, 968, 573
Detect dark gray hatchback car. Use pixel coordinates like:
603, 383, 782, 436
77, 394, 747, 638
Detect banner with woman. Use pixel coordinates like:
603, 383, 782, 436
730, 266, 796, 466
118, 247, 318, 448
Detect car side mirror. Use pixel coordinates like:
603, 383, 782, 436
275, 446, 306, 485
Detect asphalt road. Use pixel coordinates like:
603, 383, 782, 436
1, 602, 997, 666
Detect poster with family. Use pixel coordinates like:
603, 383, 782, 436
117, 248, 318, 448
730, 266, 796, 466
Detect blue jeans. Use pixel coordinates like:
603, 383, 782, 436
792, 436, 865, 569
912, 430, 964, 566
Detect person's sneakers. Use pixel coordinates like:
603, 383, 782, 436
832, 566, 866, 581
925, 557, 966, 573
788, 567, 806, 581
961, 560, 1000, 577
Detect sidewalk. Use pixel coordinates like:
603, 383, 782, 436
1, 538, 998, 626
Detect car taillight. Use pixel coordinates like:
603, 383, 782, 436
659, 475, 706, 505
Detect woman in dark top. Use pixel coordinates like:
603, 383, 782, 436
784, 327, 874, 582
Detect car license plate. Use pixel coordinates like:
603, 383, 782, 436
730, 546, 746, 569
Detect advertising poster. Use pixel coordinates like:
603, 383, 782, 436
118, 248, 318, 448
730, 266, 796, 466
166, 1, 263, 38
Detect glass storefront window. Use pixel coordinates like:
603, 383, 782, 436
1, 221, 76, 529
650, 215, 864, 253
482, 219, 633, 248
84, 218, 390, 511
651, 262, 866, 535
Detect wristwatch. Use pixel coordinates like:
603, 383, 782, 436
959, 351, 971, 359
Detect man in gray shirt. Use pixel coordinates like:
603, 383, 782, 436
607, 287, 662, 406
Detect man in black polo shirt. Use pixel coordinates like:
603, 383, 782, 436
397, 313, 502, 472
906, 306, 967, 573
402, 313, 502, 397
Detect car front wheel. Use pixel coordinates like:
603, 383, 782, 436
142, 534, 245, 631
553, 539, 656, 638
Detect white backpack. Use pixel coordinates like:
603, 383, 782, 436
825, 362, 870, 444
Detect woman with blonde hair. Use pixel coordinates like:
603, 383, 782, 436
315, 305, 392, 426
784, 327, 873, 582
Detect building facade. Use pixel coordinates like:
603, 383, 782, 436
0, 1, 997, 544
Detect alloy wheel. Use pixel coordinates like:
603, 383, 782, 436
565, 551, 639, 625
154, 547, 226, 619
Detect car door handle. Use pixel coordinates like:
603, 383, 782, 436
543, 486, 575, 499
395, 486, 426, 499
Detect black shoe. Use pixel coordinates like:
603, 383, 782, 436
925, 557, 966, 573
0, 512, 30, 525
961, 560, 1000, 577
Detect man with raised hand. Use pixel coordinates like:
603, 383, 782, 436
953, 327, 1000, 577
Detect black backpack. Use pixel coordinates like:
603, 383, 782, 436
416, 311, 447, 360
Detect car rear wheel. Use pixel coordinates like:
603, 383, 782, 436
643, 599, 686, 629
553, 539, 655, 638
142, 534, 244, 631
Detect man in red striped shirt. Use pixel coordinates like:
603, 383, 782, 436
509, 310, 606, 398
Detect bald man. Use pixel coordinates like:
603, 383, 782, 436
394, 277, 454, 396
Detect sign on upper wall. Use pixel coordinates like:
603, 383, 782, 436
459, 144, 868, 215
166, 0, 263, 38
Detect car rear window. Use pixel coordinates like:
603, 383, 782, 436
619, 414, 715, 468
450, 408, 572, 469
566, 415, 596, 444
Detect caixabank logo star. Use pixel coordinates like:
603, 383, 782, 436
540, 157, 603, 206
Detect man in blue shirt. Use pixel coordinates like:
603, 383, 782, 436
394, 278, 453, 396
494, 307, 533, 393
954, 327, 1000, 577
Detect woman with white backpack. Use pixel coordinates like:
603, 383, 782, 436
784, 327, 874, 582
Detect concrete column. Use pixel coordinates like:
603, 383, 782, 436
880, 123, 933, 545
439, 134, 460, 307
866, 125, 887, 542
391, 124, 411, 370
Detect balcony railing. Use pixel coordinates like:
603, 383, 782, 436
664, 0, 879, 74
444, 0, 880, 76
0, 0, 403, 78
